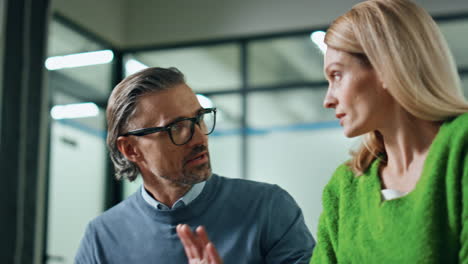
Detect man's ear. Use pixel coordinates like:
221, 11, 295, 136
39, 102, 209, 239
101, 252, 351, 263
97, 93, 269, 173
116, 136, 141, 163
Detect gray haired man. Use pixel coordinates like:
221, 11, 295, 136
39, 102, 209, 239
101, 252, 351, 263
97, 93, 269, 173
75, 67, 315, 263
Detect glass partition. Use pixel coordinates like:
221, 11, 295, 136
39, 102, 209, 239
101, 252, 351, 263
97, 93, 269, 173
462, 76, 468, 96
125, 44, 241, 92
248, 35, 325, 87
45, 19, 112, 264
247, 88, 333, 128
439, 19, 468, 68
208, 94, 243, 179
246, 86, 353, 235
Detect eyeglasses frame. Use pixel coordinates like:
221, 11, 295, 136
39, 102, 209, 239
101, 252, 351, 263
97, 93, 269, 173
120, 107, 217, 146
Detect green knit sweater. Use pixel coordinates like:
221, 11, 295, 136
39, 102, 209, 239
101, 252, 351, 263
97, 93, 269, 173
311, 113, 468, 263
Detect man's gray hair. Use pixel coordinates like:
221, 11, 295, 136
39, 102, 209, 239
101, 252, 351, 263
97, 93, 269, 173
106, 67, 186, 181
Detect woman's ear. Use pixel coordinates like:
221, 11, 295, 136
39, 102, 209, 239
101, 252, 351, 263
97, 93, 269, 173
116, 136, 141, 163
377, 75, 387, 90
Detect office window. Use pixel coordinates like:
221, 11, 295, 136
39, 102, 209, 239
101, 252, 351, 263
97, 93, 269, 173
125, 44, 241, 92
46, 19, 112, 264
248, 35, 325, 88
439, 19, 468, 68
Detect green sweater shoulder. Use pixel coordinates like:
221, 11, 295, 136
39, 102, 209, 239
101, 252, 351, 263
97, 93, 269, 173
311, 113, 468, 263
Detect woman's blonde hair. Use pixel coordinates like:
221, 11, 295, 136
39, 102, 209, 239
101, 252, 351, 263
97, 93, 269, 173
324, 0, 468, 175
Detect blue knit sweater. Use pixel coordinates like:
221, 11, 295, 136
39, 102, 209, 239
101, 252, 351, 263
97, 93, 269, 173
75, 174, 315, 263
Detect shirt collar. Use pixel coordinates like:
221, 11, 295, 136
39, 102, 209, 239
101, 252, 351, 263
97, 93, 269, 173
141, 181, 206, 211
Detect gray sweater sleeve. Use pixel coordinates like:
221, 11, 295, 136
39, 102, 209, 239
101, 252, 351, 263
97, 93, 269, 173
262, 185, 316, 264
75, 221, 101, 264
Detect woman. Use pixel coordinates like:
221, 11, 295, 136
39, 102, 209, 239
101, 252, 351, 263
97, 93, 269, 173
177, 0, 468, 263
312, 0, 468, 262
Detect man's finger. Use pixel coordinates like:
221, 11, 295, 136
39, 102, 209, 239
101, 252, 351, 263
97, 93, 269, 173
195, 226, 211, 259
207, 242, 223, 264
176, 224, 194, 259
177, 224, 202, 259
195, 226, 210, 247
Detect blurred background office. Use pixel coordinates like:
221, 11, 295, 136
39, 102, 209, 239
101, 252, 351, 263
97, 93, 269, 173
1, 0, 467, 263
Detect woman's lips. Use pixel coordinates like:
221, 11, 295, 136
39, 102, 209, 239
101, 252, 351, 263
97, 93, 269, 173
336, 113, 346, 119
336, 113, 346, 125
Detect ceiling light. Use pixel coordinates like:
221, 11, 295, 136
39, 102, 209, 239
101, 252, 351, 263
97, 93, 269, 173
51, 102, 99, 119
310, 31, 327, 54
125, 59, 149, 76
45, 50, 114, 70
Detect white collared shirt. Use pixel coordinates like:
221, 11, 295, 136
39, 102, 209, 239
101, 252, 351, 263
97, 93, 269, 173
141, 181, 206, 210
381, 189, 408, 201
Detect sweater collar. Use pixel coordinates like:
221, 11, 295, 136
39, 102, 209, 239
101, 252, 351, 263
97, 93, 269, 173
135, 174, 221, 223
141, 181, 206, 210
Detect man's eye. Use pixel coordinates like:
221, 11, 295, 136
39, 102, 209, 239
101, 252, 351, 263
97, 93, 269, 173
171, 123, 183, 132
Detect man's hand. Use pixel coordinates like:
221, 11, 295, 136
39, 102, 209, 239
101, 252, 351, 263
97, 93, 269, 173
176, 224, 223, 264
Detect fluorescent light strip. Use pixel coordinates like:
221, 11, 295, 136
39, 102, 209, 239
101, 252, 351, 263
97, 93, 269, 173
310, 31, 327, 54
45, 50, 114, 70
51, 102, 99, 119
125, 59, 149, 76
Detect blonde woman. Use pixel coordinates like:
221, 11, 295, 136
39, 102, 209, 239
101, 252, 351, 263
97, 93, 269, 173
177, 0, 468, 263
313, 0, 468, 262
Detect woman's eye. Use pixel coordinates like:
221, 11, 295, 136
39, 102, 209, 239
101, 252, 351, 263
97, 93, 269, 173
330, 72, 342, 81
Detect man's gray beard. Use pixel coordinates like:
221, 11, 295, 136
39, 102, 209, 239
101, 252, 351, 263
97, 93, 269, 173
161, 162, 212, 186
182, 162, 212, 185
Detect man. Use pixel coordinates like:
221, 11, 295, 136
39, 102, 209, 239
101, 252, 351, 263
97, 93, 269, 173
75, 67, 315, 263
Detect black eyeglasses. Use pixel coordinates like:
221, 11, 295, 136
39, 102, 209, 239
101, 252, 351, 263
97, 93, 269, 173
120, 108, 217, 146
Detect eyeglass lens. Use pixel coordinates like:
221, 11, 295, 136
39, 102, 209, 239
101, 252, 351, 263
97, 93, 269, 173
170, 111, 215, 145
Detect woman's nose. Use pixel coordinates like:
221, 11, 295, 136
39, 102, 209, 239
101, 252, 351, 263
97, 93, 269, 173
323, 89, 337, 108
